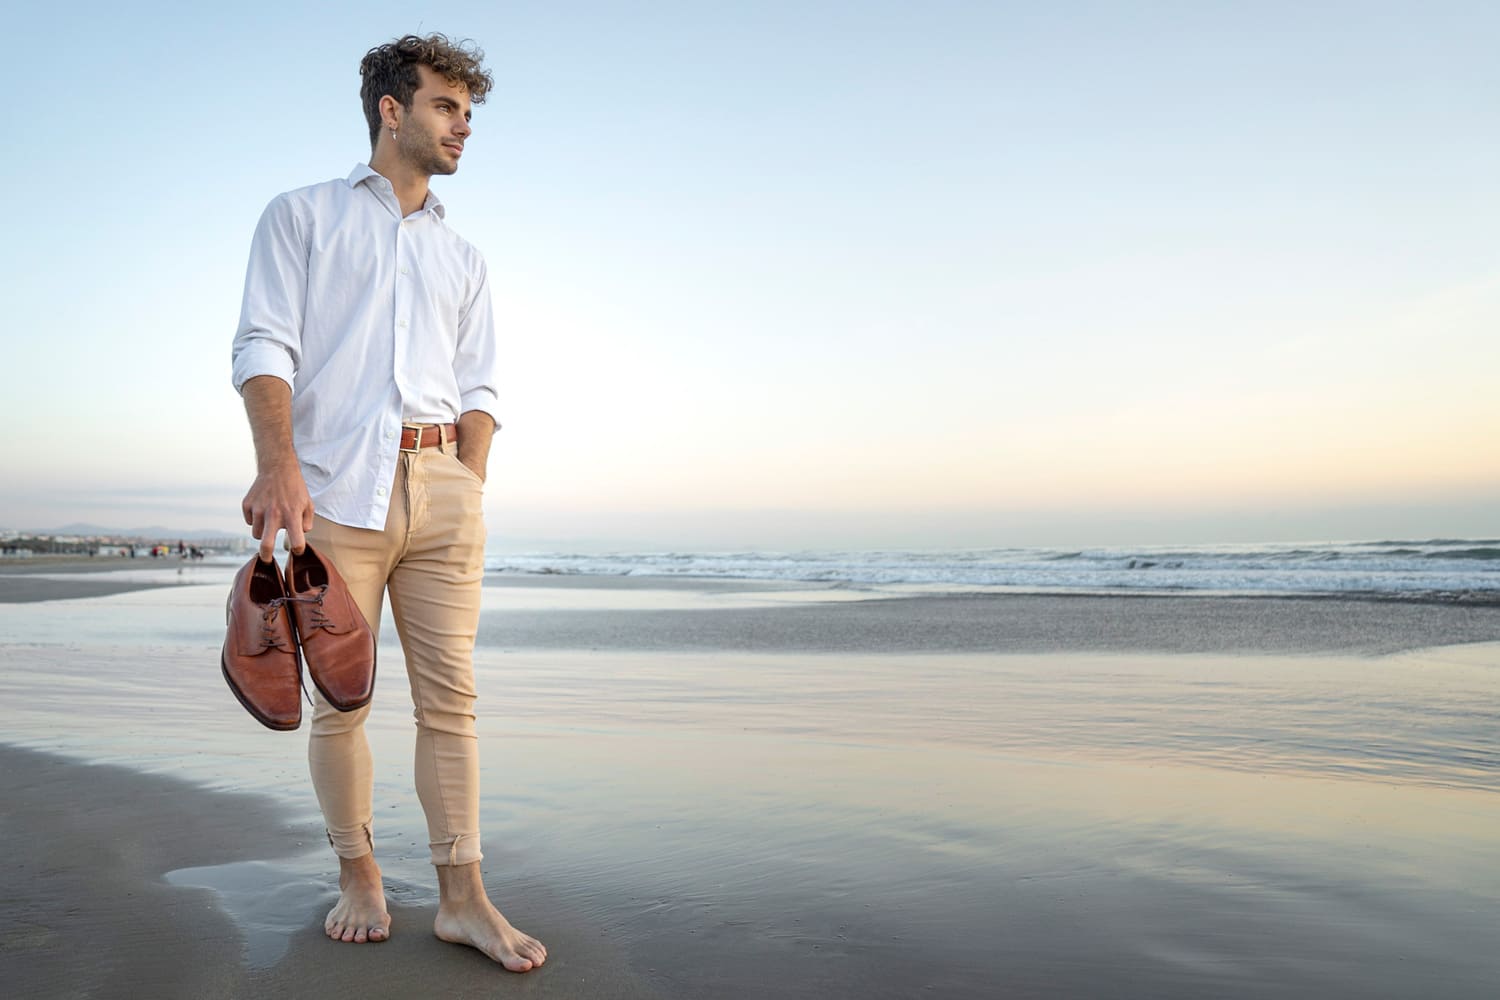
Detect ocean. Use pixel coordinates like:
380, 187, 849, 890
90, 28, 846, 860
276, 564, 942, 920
487, 538, 1500, 601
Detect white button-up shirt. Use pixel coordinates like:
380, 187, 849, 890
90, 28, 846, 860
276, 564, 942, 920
232, 164, 501, 530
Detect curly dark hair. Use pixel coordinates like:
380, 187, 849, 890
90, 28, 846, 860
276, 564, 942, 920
359, 33, 493, 148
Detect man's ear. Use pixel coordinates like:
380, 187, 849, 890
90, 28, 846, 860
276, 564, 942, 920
379, 94, 402, 131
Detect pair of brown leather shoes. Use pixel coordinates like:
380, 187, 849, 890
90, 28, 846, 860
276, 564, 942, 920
221, 544, 376, 731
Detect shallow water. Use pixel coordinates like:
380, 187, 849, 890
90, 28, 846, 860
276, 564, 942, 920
3, 581, 1499, 997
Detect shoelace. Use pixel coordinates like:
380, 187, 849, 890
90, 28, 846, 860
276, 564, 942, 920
256, 597, 313, 706
258, 598, 293, 652
284, 586, 338, 707
285, 585, 333, 630
256, 592, 330, 707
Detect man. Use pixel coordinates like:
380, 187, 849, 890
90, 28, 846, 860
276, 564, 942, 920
231, 33, 546, 973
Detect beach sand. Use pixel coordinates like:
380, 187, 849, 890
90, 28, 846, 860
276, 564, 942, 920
0, 555, 228, 603
0, 745, 654, 999
3, 564, 1500, 997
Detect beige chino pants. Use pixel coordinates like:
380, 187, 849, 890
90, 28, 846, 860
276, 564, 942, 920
305, 435, 487, 867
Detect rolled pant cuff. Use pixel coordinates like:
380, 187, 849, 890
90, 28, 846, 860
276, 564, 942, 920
431, 832, 483, 867
326, 822, 375, 859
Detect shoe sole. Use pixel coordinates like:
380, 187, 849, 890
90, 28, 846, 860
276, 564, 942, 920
221, 650, 301, 732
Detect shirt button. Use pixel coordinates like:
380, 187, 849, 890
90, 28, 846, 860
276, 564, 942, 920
376, 487, 387, 497
384, 430, 395, 440
400, 266, 410, 275
398, 319, 409, 328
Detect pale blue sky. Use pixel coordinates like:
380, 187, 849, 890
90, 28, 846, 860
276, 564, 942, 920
5, 1, 1497, 548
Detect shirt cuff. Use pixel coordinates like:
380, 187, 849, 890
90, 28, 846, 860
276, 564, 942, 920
232, 342, 296, 394
458, 387, 503, 432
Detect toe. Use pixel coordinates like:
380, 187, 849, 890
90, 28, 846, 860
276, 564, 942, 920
370, 924, 389, 942
341, 925, 357, 943
354, 926, 369, 943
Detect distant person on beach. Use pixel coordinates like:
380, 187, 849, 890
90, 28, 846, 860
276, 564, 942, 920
230, 33, 545, 972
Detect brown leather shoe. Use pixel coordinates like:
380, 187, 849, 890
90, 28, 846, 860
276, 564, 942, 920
284, 544, 375, 712
222, 556, 303, 731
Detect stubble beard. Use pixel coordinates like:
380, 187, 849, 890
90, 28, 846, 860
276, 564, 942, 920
398, 122, 459, 177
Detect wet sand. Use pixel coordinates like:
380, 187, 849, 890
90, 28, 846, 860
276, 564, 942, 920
473, 584, 1500, 655
3, 571, 1500, 997
0, 556, 225, 603
0, 744, 654, 999
0, 743, 292, 998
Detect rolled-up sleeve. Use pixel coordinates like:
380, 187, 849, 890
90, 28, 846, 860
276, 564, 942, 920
453, 254, 502, 431
232, 194, 307, 394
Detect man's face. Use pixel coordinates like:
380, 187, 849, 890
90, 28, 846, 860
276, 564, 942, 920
394, 64, 473, 176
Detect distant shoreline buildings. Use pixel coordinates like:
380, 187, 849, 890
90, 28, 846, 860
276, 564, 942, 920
0, 530, 249, 559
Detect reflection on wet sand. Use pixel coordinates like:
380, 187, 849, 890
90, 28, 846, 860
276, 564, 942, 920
1, 578, 1499, 997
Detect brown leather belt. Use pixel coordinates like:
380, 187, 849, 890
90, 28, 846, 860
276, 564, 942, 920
399, 423, 459, 453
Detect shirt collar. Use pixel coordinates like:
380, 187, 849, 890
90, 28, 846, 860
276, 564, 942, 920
347, 163, 446, 218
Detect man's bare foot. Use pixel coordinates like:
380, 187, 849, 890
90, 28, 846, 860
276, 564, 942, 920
325, 853, 391, 943
433, 861, 547, 972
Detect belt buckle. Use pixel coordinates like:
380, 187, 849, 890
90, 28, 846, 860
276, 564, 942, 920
400, 423, 426, 454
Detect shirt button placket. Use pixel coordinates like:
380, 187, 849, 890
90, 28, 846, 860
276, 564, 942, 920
393, 221, 409, 400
